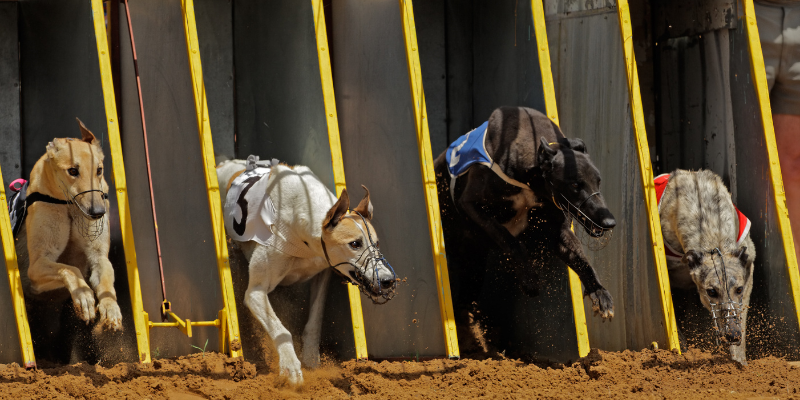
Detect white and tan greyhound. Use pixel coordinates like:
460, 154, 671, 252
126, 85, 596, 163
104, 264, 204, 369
216, 156, 396, 385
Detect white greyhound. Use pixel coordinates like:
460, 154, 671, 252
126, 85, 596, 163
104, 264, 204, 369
216, 156, 396, 385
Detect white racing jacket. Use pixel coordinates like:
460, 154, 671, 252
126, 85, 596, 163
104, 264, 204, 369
224, 165, 277, 246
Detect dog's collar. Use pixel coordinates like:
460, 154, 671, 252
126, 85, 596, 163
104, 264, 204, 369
26, 192, 70, 207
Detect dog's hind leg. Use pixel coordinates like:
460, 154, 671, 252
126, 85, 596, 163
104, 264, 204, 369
301, 268, 332, 368
552, 221, 614, 320
244, 246, 303, 385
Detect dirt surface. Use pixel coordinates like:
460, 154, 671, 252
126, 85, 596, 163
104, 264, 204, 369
2, 348, 800, 399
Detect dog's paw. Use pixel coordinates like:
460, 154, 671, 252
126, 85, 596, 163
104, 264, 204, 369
71, 286, 96, 323
96, 298, 123, 332
587, 288, 614, 321
278, 345, 304, 385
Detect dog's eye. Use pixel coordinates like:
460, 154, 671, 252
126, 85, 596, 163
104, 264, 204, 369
735, 286, 744, 295
571, 183, 579, 190
349, 240, 363, 250
707, 288, 718, 298
68, 168, 79, 177
97, 167, 102, 176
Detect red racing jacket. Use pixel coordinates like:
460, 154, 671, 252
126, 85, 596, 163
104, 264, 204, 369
654, 173, 751, 262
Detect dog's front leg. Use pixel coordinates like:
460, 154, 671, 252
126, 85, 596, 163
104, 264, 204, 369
554, 224, 614, 320
26, 208, 96, 323
89, 258, 122, 332
301, 268, 332, 368
245, 247, 303, 384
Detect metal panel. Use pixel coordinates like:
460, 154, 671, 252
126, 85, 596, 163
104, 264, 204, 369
0, 5, 28, 363
119, 0, 222, 358
330, 0, 446, 358
17, 0, 138, 364
0, 3, 20, 183
0, 3, 24, 365
194, 0, 234, 159
653, 19, 800, 358
233, 0, 333, 190
548, 8, 669, 351
731, 13, 800, 357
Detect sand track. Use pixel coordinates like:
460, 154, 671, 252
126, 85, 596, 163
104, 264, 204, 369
1, 348, 799, 399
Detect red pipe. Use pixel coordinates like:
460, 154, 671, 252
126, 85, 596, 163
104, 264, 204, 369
123, 0, 169, 320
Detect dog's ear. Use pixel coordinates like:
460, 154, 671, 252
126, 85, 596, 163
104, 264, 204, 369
353, 185, 374, 220
538, 137, 557, 170
682, 250, 704, 270
734, 246, 749, 266
567, 138, 586, 153
46, 141, 58, 158
76, 118, 98, 145
324, 188, 350, 231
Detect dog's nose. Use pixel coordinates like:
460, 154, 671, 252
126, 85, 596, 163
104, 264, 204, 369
600, 217, 616, 229
88, 206, 106, 219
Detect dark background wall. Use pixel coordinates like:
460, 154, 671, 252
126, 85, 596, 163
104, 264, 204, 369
0, 1, 24, 364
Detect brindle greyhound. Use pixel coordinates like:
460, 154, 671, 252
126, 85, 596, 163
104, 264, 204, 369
435, 106, 616, 346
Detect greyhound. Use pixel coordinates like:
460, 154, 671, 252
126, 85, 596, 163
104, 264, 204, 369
15, 119, 121, 335
656, 169, 755, 364
434, 106, 616, 347
216, 157, 396, 385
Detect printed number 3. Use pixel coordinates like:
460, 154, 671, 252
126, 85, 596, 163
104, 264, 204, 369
233, 175, 261, 236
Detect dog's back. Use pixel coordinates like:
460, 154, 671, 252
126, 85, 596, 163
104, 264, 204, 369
659, 170, 740, 258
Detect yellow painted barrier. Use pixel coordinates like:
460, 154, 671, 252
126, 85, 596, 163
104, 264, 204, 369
616, 0, 681, 352
742, 0, 800, 334
180, 0, 242, 358
0, 167, 36, 368
398, 0, 460, 358
530, 0, 591, 358
311, 0, 369, 361
90, 0, 151, 363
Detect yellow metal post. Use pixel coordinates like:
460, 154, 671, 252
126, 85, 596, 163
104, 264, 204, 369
530, 0, 591, 358
398, 0, 460, 359
90, 0, 151, 363
180, 0, 243, 358
0, 167, 36, 369
616, 0, 681, 352
530, 0, 591, 356
742, 0, 800, 332
311, 0, 369, 360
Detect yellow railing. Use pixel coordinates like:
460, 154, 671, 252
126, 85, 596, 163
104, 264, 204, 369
616, 0, 681, 352
311, 0, 369, 360
398, 0, 460, 358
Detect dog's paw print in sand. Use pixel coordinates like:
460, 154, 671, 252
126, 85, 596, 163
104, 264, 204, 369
587, 287, 614, 320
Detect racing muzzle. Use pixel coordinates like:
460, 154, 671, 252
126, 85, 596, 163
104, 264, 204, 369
322, 212, 397, 304
708, 248, 744, 345
551, 190, 614, 251
61, 187, 108, 242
